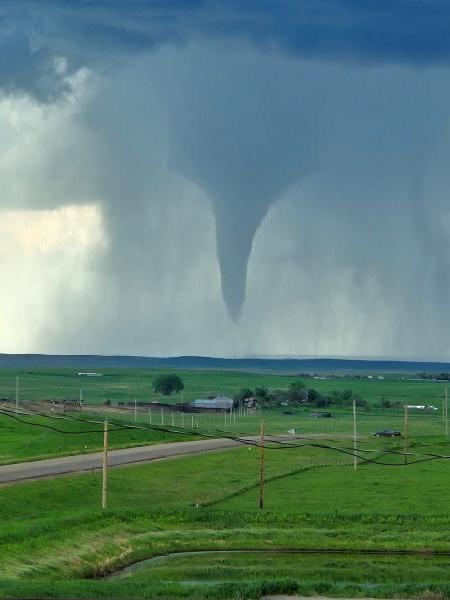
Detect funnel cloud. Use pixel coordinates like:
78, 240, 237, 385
167, 53, 316, 318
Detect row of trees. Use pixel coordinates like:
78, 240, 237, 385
233, 381, 367, 409
376, 399, 404, 409
150, 375, 369, 410
418, 372, 450, 381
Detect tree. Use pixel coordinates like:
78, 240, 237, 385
255, 386, 269, 400
153, 374, 184, 396
287, 380, 307, 403
234, 388, 253, 401
233, 388, 254, 407
307, 388, 326, 407
289, 381, 306, 393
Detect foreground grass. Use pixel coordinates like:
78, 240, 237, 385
5, 578, 450, 600
1, 445, 450, 597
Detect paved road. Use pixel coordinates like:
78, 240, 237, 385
0, 437, 249, 485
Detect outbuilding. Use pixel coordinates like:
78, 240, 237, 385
192, 395, 234, 411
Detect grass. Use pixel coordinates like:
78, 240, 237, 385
1, 365, 448, 464
216, 458, 450, 516
0, 410, 196, 464
112, 550, 450, 585
1, 443, 450, 597
1, 367, 450, 598
1, 366, 447, 406
1, 400, 447, 464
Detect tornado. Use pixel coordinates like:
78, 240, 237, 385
171, 153, 310, 320
168, 71, 315, 319
213, 195, 278, 321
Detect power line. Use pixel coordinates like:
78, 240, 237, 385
0, 409, 124, 434
3, 406, 450, 466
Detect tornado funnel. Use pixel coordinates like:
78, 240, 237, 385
168, 66, 315, 318
213, 196, 273, 320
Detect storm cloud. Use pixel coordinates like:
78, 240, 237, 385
1, 1, 450, 357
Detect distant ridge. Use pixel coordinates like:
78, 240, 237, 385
1, 354, 450, 373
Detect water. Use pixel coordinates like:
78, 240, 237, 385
106, 549, 450, 585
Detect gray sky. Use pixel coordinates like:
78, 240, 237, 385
1, 1, 450, 359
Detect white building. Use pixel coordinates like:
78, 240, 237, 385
77, 372, 103, 377
193, 395, 234, 410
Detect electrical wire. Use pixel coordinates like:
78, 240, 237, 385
3, 405, 450, 466
0, 409, 125, 434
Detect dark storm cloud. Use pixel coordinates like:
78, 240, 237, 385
0, 31, 71, 101
4, 0, 450, 70
2, 0, 450, 354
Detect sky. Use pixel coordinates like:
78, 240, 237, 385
1, 1, 450, 359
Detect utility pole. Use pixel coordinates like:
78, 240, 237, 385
102, 420, 109, 510
161, 408, 164, 426
404, 403, 409, 465
259, 421, 265, 510
353, 397, 357, 472
191, 415, 194, 429
148, 408, 152, 424
134, 399, 137, 422
15, 376, 19, 413
224, 410, 227, 430
79, 388, 83, 410
445, 387, 448, 437
172, 412, 175, 427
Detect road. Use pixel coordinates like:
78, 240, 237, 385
0, 437, 249, 485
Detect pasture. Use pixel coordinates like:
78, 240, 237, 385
1, 443, 450, 598
0, 367, 447, 407
0, 366, 449, 463
1, 367, 450, 598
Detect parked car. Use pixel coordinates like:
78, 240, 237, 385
373, 429, 401, 437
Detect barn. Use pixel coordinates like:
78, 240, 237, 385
192, 395, 234, 411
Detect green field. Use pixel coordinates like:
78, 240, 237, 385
1, 366, 449, 465
0, 409, 199, 464
2, 445, 450, 598
1, 402, 448, 465
2, 368, 450, 599
1, 367, 447, 407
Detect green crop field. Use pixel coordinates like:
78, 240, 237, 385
2, 368, 450, 599
0, 367, 447, 407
